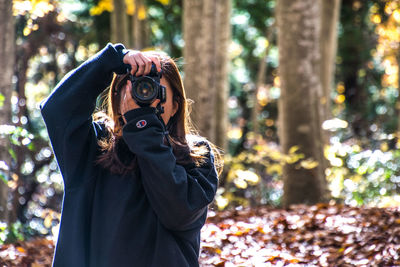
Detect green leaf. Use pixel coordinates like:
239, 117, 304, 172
8, 148, 16, 162
288, 145, 300, 154
27, 142, 35, 151
0, 93, 4, 108
0, 171, 7, 185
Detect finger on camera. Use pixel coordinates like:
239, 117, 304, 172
148, 56, 161, 72
141, 56, 153, 75
130, 63, 138, 76
135, 59, 147, 76
150, 99, 161, 108
123, 51, 138, 75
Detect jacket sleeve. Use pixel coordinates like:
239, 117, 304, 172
122, 107, 219, 231
40, 43, 129, 189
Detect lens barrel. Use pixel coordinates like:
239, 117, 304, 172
132, 77, 158, 105
129, 64, 166, 107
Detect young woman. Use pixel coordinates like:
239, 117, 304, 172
41, 43, 221, 267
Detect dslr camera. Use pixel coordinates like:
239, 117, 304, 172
129, 64, 166, 108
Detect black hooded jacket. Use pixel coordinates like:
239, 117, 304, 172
40, 43, 218, 267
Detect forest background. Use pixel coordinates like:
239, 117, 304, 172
0, 0, 400, 265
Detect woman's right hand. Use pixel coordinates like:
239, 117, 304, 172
123, 50, 161, 76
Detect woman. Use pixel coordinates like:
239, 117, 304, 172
41, 43, 221, 267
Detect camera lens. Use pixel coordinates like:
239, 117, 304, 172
131, 76, 158, 105
130, 70, 162, 107
135, 81, 154, 99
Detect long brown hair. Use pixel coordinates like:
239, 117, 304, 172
95, 54, 222, 175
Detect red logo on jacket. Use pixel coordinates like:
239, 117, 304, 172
136, 120, 147, 128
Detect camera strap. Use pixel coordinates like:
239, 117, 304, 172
155, 103, 172, 147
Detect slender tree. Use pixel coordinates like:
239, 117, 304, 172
214, 0, 230, 148
320, 0, 341, 119
111, 0, 129, 44
252, 25, 275, 135
318, 0, 341, 194
131, 0, 150, 49
183, 0, 202, 127
0, 0, 15, 223
397, 52, 400, 135
183, 0, 231, 149
338, 0, 373, 137
277, 0, 332, 206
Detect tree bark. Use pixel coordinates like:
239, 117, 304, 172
320, 0, 341, 120
319, 0, 341, 196
197, 0, 217, 142
339, 0, 371, 138
183, 0, 203, 127
111, 0, 129, 44
277, 0, 327, 206
213, 0, 230, 149
183, 0, 231, 149
0, 0, 15, 223
252, 25, 275, 135
131, 0, 150, 49
397, 51, 400, 135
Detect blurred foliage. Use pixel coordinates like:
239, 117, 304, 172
335, 0, 400, 138
215, 134, 319, 210
87, 0, 183, 57
0, 221, 25, 244
228, 0, 279, 149
326, 136, 400, 207
2, 0, 400, 245
219, 0, 400, 211
0, 93, 5, 108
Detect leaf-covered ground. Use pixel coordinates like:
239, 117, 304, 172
1, 204, 399, 266
201, 204, 400, 266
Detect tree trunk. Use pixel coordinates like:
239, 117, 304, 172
339, 0, 371, 138
11, 48, 30, 224
183, 0, 231, 149
277, 0, 327, 206
183, 0, 202, 128
214, 0, 231, 149
131, 0, 150, 49
0, 0, 15, 223
320, 0, 341, 119
319, 0, 341, 197
252, 26, 275, 135
111, 0, 129, 44
397, 51, 400, 135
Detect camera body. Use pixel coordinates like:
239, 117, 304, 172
129, 64, 166, 107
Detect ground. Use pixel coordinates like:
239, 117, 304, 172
1, 203, 399, 266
